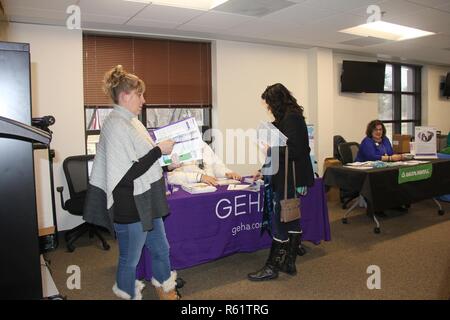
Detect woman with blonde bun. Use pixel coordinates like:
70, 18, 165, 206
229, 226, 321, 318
83, 65, 180, 300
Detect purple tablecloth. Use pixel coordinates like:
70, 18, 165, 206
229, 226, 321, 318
136, 178, 331, 280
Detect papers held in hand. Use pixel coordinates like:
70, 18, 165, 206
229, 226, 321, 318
152, 117, 203, 166
182, 183, 217, 194
256, 121, 288, 147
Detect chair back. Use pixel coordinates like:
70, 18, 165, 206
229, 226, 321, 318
62, 155, 94, 199
333, 135, 347, 160
338, 142, 360, 164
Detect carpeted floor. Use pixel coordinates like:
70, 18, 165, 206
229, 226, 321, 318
45, 199, 450, 300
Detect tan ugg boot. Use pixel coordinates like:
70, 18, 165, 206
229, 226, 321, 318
151, 271, 180, 300
112, 279, 144, 300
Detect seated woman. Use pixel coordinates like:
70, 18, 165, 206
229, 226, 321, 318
356, 119, 409, 214
355, 119, 405, 162
167, 141, 241, 186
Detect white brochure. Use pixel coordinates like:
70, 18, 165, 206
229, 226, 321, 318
152, 117, 203, 166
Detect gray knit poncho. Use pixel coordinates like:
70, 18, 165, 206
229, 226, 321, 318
83, 105, 169, 233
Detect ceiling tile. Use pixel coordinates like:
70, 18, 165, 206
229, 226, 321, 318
126, 18, 180, 29
131, 4, 203, 24
301, 0, 384, 14
177, 24, 235, 34
3, 7, 67, 25
78, 0, 145, 18
226, 19, 299, 40
3, 0, 78, 12
436, 3, 450, 12
406, 0, 450, 8
384, 8, 450, 33
81, 13, 131, 25
261, 3, 341, 26
212, 0, 296, 17
297, 13, 367, 43
178, 11, 253, 30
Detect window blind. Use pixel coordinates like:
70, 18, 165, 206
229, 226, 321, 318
83, 34, 212, 106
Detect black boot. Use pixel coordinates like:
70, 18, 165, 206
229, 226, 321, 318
297, 244, 306, 256
247, 239, 287, 281
281, 233, 301, 275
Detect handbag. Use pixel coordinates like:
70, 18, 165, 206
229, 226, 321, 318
280, 148, 301, 223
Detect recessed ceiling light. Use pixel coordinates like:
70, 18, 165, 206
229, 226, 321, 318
339, 21, 434, 41
124, 0, 229, 10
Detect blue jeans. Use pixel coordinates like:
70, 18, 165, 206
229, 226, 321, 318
114, 218, 171, 298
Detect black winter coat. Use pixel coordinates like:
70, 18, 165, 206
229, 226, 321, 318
269, 111, 314, 199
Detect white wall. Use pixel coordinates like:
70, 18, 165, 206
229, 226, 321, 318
333, 53, 379, 144
6, 23, 85, 231
422, 65, 450, 134
308, 48, 334, 175
212, 40, 309, 175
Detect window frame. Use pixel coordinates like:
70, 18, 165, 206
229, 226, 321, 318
378, 61, 422, 136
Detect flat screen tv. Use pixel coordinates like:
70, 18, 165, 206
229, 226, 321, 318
341, 60, 386, 93
442, 72, 450, 98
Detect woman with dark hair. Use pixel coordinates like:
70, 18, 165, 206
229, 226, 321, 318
355, 119, 405, 162
248, 83, 314, 281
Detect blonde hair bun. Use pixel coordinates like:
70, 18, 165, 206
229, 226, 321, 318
102, 65, 145, 104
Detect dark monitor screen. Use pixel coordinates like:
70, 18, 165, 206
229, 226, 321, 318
443, 72, 450, 97
341, 60, 386, 93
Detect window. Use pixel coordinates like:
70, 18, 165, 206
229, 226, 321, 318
82, 34, 212, 154
378, 62, 421, 141
84, 106, 113, 155
84, 105, 212, 155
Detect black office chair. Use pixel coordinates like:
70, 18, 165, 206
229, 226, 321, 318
57, 155, 110, 252
338, 142, 361, 209
333, 135, 347, 161
337, 142, 360, 165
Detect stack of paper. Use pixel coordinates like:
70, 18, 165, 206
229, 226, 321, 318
216, 178, 241, 186
344, 161, 374, 169
181, 183, 217, 194
227, 184, 250, 191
